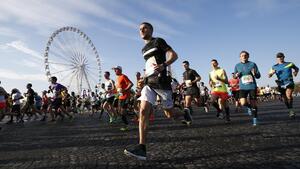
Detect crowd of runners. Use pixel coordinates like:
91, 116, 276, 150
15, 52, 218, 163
0, 22, 299, 160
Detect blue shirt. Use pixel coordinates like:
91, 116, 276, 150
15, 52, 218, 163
234, 61, 261, 90
272, 62, 299, 86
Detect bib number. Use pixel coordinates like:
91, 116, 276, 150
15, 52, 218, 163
241, 75, 254, 84
185, 80, 192, 87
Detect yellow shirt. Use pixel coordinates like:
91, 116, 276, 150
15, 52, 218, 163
209, 68, 228, 93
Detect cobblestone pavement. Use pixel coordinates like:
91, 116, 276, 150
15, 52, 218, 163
0, 98, 300, 169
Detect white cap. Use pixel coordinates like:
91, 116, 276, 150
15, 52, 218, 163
112, 66, 122, 71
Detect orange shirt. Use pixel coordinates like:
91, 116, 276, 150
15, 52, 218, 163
116, 74, 131, 100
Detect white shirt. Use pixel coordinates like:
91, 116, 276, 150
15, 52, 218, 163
12, 92, 22, 105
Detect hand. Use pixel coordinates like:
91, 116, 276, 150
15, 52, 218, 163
268, 69, 275, 78
154, 64, 165, 72
251, 68, 256, 76
293, 71, 298, 77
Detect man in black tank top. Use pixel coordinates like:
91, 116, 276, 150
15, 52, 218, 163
182, 61, 201, 115
124, 22, 193, 161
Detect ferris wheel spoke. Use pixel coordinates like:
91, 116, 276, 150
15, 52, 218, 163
57, 35, 77, 61
49, 49, 74, 65
51, 39, 75, 62
82, 69, 92, 90
48, 61, 73, 66
86, 64, 100, 70
86, 68, 100, 84
86, 67, 100, 78
86, 69, 99, 84
67, 69, 78, 89
51, 67, 77, 75
64, 32, 81, 60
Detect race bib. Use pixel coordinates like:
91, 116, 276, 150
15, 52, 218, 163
185, 80, 192, 87
241, 75, 254, 84
214, 81, 222, 88
145, 56, 158, 77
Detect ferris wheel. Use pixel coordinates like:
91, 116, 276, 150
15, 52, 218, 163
44, 26, 101, 94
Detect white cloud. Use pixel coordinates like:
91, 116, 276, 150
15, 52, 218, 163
0, 0, 185, 39
6, 40, 43, 60
0, 68, 45, 81
0, 0, 137, 36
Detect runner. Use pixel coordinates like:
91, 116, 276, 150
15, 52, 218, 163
112, 66, 133, 131
102, 71, 117, 123
197, 82, 210, 112
264, 85, 272, 101
22, 83, 41, 121
228, 73, 241, 113
171, 77, 182, 108
268, 52, 299, 119
0, 82, 8, 129
48, 76, 73, 121
124, 22, 192, 160
209, 59, 231, 122
182, 60, 201, 116
9, 88, 23, 124
234, 51, 261, 126
40, 90, 49, 121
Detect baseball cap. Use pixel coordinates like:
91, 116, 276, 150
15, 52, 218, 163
112, 66, 122, 71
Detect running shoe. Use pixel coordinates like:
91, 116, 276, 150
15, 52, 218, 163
252, 118, 257, 126
124, 145, 147, 160
40, 116, 46, 122
247, 108, 252, 116
289, 110, 296, 119
204, 106, 209, 113
182, 108, 192, 125
216, 112, 224, 119
120, 126, 129, 131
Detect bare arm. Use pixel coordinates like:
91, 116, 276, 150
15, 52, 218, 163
155, 49, 178, 72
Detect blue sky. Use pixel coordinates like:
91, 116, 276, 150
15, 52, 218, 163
0, 0, 300, 94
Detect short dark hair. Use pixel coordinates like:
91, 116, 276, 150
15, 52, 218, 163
27, 83, 32, 88
211, 59, 218, 63
140, 22, 153, 32
104, 71, 110, 75
51, 76, 57, 82
182, 61, 189, 65
240, 50, 249, 57
276, 52, 285, 58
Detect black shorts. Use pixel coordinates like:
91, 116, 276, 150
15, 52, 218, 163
12, 105, 21, 113
278, 83, 295, 95
200, 95, 208, 106
118, 99, 129, 109
64, 100, 71, 107
103, 96, 115, 105
52, 98, 62, 110
239, 89, 257, 100
42, 104, 48, 110
184, 87, 200, 98
232, 91, 240, 101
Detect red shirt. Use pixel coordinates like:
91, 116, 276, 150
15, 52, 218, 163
229, 78, 240, 91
